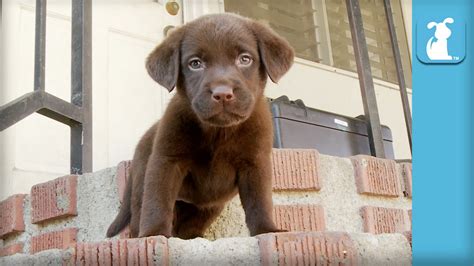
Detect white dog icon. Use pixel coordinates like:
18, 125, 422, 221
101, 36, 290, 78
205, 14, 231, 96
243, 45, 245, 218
426, 17, 454, 60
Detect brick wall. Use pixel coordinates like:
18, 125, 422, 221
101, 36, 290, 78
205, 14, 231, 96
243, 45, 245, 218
0, 149, 412, 261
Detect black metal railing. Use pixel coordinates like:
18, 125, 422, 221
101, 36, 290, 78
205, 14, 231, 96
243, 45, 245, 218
0, 0, 92, 174
346, 0, 412, 158
383, 0, 413, 153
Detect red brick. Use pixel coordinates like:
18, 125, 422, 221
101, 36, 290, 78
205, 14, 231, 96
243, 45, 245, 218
119, 239, 128, 265
98, 241, 112, 265
110, 239, 121, 265
75, 240, 120, 266
74, 242, 102, 265
351, 155, 400, 197
147, 236, 169, 265
73, 242, 84, 265
84, 242, 99, 265
273, 205, 325, 232
271, 149, 320, 191
72, 236, 167, 265
127, 238, 140, 264
147, 238, 156, 265
361, 206, 411, 234
258, 232, 357, 265
0, 194, 26, 239
30, 228, 78, 254
400, 163, 412, 198
31, 175, 78, 224
0, 242, 24, 257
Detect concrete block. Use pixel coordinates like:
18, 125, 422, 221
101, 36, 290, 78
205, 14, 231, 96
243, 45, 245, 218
351, 232, 412, 266
168, 237, 260, 266
0, 248, 73, 266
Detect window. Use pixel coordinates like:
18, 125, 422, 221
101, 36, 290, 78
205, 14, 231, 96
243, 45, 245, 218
224, 0, 412, 88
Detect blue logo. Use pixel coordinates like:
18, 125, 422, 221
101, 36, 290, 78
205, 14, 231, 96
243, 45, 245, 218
417, 17, 465, 64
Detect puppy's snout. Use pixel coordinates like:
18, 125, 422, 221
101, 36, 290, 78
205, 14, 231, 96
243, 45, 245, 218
211, 85, 234, 103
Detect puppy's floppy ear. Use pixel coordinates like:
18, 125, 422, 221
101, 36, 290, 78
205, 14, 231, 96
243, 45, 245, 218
146, 27, 185, 92
251, 21, 295, 83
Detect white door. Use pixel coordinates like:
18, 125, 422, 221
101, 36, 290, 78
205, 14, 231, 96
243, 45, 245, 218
92, 1, 182, 169
0, 0, 182, 198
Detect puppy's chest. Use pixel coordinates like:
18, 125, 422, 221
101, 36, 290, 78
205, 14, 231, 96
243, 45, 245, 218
180, 150, 239, 204
189, 152, 237, 188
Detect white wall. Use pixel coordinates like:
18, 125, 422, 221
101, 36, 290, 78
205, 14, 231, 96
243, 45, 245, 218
0, 0, 180, 200
0, 0, 412, 200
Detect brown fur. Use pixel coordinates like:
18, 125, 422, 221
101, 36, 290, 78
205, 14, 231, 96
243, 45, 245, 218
106, 13, 294, 239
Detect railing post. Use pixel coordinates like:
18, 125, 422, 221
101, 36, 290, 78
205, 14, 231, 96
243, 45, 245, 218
71, 0, 92, 174
34, 0, 47, 91
1, 0, 93, 175
345, 0, 386, 158
383, 0, 413, 153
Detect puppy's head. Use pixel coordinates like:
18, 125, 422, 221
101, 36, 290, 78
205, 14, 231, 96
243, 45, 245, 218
146, 14, 294, 127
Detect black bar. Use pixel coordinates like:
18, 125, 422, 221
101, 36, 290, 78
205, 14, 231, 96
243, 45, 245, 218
0, 91, 84, 131
345, 0, 386, 158
0, 92, 43, 131
70, 124, 83, 174
383, 0, 412, 153
71, 0, 92, 174
0, 91, 82, 130
39, 92, 83, 125
34, 0, 47, 91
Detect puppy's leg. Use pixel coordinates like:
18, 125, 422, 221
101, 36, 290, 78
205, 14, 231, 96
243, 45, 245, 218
238, 157, 281, 236
138, 155, 187, 237
172, 201, 224, 239
128, 122, 158, 238
129, 161, 146, 238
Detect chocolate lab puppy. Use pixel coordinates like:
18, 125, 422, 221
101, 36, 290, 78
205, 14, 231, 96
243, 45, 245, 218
106, 13, 294, 239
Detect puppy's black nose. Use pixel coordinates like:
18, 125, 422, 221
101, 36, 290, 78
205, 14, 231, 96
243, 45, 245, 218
211, 86, 234, 103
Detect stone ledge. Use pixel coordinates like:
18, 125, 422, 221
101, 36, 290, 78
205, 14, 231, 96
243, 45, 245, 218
0, 232, 412, 265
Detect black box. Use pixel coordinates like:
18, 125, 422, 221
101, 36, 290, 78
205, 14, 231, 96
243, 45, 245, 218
269, 96, 395, 159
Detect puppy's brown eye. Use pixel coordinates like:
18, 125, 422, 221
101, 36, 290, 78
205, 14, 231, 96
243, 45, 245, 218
237, 54, 253, 66
188, 58, 204, 70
